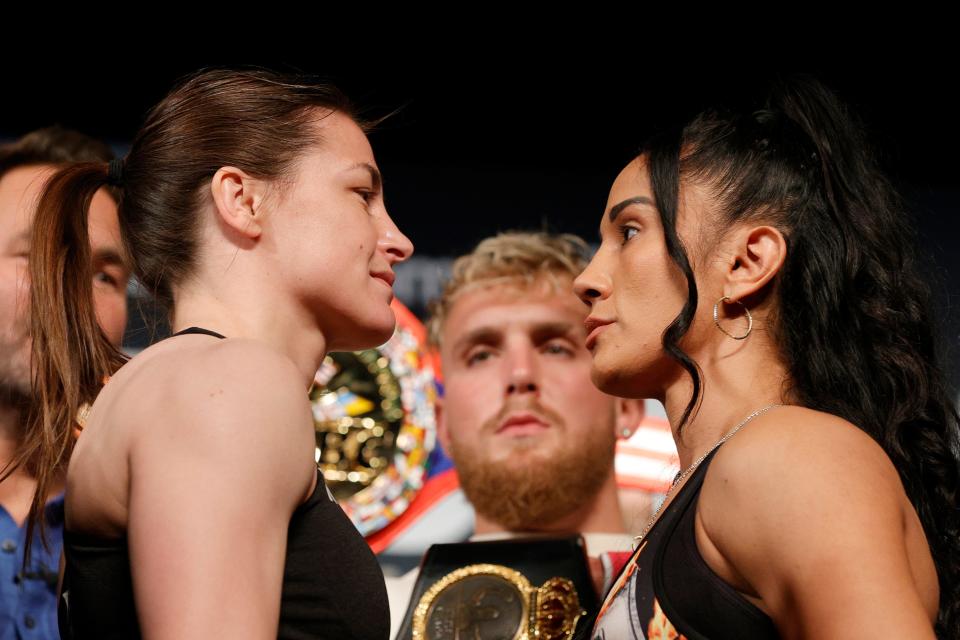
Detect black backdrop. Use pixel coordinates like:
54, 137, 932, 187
3, 48, 957, 389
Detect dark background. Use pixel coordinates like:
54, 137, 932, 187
3, 47, 957, 389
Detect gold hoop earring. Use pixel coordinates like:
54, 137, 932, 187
713, 296, 752, 340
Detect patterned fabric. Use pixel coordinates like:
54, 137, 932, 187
592, 448, 779, 640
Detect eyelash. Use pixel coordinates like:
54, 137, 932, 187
618, 224, 639, 244
465, 342, 573, 365
94, 271, 117, 287
356, 189, 376, 204
543, 342, 574, 357
466, 349, 492, 366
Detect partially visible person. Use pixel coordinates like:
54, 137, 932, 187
386, 232, 649, 637
576, 77, 958, 638
431, 232, 643, 541
27, 69, 413, 639
0, 126, 129, 639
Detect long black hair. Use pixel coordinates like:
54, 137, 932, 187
644, 76, 960, 635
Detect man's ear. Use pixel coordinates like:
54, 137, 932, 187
721, 225, 787, 302
209, 166, 266, 240
614, 398, 645, 440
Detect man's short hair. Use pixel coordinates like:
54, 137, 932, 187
0, 125, 114, 179
427, 231, 591, 346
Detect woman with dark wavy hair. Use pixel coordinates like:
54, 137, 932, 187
21, 68, 413, 638
576, 77, 958, 639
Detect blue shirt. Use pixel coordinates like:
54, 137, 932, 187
0, 496, 63, 640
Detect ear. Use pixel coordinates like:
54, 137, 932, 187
209, 166, 266, 240
722, 225, 787, 301
614, 398, 645, 440
435, 396, 451, 454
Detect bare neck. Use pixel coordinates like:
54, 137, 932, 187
663, 328, 790, 469
172, 279, 327, 389
472, 470, 626, 536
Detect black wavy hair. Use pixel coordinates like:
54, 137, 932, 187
644, 76, 960, 636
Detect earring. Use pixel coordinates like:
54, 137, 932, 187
621, 428, 633, 438
713, 296, 753, 340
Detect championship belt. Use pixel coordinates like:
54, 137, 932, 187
310, 301, 439, 536
398, 537, 597, 640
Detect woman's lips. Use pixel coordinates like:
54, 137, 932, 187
584, 317, 613, 351
370, 270, 395, 288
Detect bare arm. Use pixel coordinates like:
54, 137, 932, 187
126, 341, 316, 640
698, 408, 938, 639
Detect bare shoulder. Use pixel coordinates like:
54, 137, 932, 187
131, 337, 310, 427
150, 336, 307, 397
66, 336, 318, 539
698, 405, 938, 632
707, 405, 903, 498
701, 405, 909, 538
120, 339, 320, 637
124, 337, 317, 495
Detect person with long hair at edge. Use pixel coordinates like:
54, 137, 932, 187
0, 126, 129, 639
577, 76, 959, 639
21, 68, 413, 639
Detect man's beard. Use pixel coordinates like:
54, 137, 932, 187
0, 331, 31, 408
449, 402, 617, 532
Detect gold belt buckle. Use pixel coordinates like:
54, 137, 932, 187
412, 563, 585, 640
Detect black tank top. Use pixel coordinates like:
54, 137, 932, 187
591, 448, 779, 639
59, 327, 390, 639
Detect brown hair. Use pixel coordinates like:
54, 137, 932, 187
20, 68, 360, 544
427, 231, 591, 346
0, 125, 116, 542
0, 125, 115, 178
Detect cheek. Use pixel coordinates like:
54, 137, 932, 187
315, 220, 377, 279
621, 244, 685, 305
444, 374, 489, 410
442, 375, 496, 423
0, 286, 19, 331
555, 375, 610, 420
613, 249, 688, 344
0, 262, 30, 319
279, 192, 349, 252
93, 291, 128, 345
615, 287, 680, 354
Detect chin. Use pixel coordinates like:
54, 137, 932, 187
331, 318, 396, 352
590, 360, 647, 400
484, 443, 549, 469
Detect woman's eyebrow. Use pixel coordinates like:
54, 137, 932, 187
608, 196, 654, 223
344, 162, 382, 190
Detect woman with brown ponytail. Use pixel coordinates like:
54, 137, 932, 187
27, 69, 413, 639
577, 77, 959, 639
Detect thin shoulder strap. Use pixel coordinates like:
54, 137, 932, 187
170, 326, 227, 339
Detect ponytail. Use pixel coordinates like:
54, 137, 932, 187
14, 66, 366, 558
642, 75, 960, 636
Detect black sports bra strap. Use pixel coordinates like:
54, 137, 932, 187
170, 326, 227, 339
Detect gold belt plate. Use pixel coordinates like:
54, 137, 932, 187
412, 563, 585, 640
